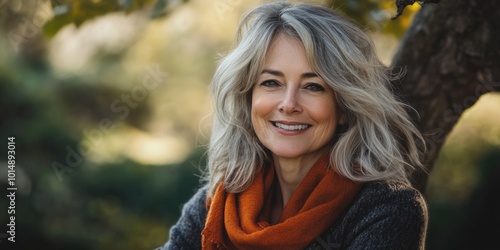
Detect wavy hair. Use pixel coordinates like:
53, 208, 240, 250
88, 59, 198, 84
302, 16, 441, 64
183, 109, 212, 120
205, 1, 425, 197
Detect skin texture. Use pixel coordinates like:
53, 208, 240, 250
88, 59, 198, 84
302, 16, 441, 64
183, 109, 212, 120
251, 34, 346, 215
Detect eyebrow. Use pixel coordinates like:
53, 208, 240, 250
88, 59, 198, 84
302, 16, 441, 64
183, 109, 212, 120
261, 69, 319, 79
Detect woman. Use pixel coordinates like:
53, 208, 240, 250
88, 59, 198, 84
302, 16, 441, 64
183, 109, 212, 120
160, 2, 427, 249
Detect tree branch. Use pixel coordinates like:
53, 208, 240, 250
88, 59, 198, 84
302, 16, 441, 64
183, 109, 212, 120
391, 0, 500, 193
393, 0, 440, 19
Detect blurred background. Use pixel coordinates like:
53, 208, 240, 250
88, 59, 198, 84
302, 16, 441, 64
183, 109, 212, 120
0, 0, 498, 249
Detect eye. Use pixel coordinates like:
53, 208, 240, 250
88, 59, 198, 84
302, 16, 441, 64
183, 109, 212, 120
305, 83, 325, 92
260, 80, 280, 87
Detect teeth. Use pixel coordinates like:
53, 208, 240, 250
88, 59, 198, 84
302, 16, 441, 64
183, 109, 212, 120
275, 122, 309, 131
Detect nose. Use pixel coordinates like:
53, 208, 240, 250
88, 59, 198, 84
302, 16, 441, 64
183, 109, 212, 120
278, 87, 302, 114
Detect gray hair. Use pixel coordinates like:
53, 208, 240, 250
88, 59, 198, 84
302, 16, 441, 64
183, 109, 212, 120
206, 2, 425, 197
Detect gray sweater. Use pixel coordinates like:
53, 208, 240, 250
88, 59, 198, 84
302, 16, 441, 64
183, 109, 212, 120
159, 181, 427, 250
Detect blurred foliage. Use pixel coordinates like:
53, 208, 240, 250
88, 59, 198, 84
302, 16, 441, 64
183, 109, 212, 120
0, 0, 202, 249
426, 148, 500, 249
425, 93, 500, 249
0, 0, 498, 249
43, 0, 189, 37
44, 0, 153, 37
0, 36, 203, 249
327, 0, 421, 37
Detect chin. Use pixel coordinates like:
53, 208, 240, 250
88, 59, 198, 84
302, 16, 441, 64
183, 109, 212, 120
269, 148, 307, 159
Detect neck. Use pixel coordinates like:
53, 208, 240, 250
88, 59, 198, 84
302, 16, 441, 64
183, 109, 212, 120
272, 152, 324, 207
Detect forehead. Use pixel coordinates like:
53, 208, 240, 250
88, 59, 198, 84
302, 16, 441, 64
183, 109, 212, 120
263, 34, 313, 72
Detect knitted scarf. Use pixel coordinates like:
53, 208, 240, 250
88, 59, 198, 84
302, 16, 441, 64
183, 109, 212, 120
202, 156, 363, 250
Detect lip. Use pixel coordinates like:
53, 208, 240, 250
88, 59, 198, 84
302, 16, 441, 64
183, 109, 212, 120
271, 120, 311, 135
272, 120, 310, 125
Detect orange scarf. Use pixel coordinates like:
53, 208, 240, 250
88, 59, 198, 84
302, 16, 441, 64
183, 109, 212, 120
202, 156, 363, 250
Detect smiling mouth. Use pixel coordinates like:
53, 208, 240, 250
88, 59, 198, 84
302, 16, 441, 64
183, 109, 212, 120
272, 122, 311, 131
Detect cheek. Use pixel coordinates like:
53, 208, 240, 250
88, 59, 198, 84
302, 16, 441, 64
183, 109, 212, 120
251, 91, 272, 120
310, 99, 338, 130
251, 91, 268, 129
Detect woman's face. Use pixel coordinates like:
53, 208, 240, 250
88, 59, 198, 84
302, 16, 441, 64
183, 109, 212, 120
251, 34, 344, 161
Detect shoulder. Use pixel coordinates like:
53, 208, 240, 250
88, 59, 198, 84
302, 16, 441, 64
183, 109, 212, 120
356, 181, 427, 213
309, 181, 428, 250
158, 185, 209, 250
172, 184, 209, 226
348, 181, 428, 234
181, 184, 209, 216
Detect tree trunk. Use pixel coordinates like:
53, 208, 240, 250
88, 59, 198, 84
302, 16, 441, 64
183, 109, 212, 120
391, 0, 500, 193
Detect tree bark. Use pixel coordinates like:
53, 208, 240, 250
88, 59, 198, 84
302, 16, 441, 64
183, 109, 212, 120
391, 0, 500, 193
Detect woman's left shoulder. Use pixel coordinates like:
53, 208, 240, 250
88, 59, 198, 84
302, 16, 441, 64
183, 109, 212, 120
307, 181, 428, 249
356, 181, 427, 212
347, 181, 428, 226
